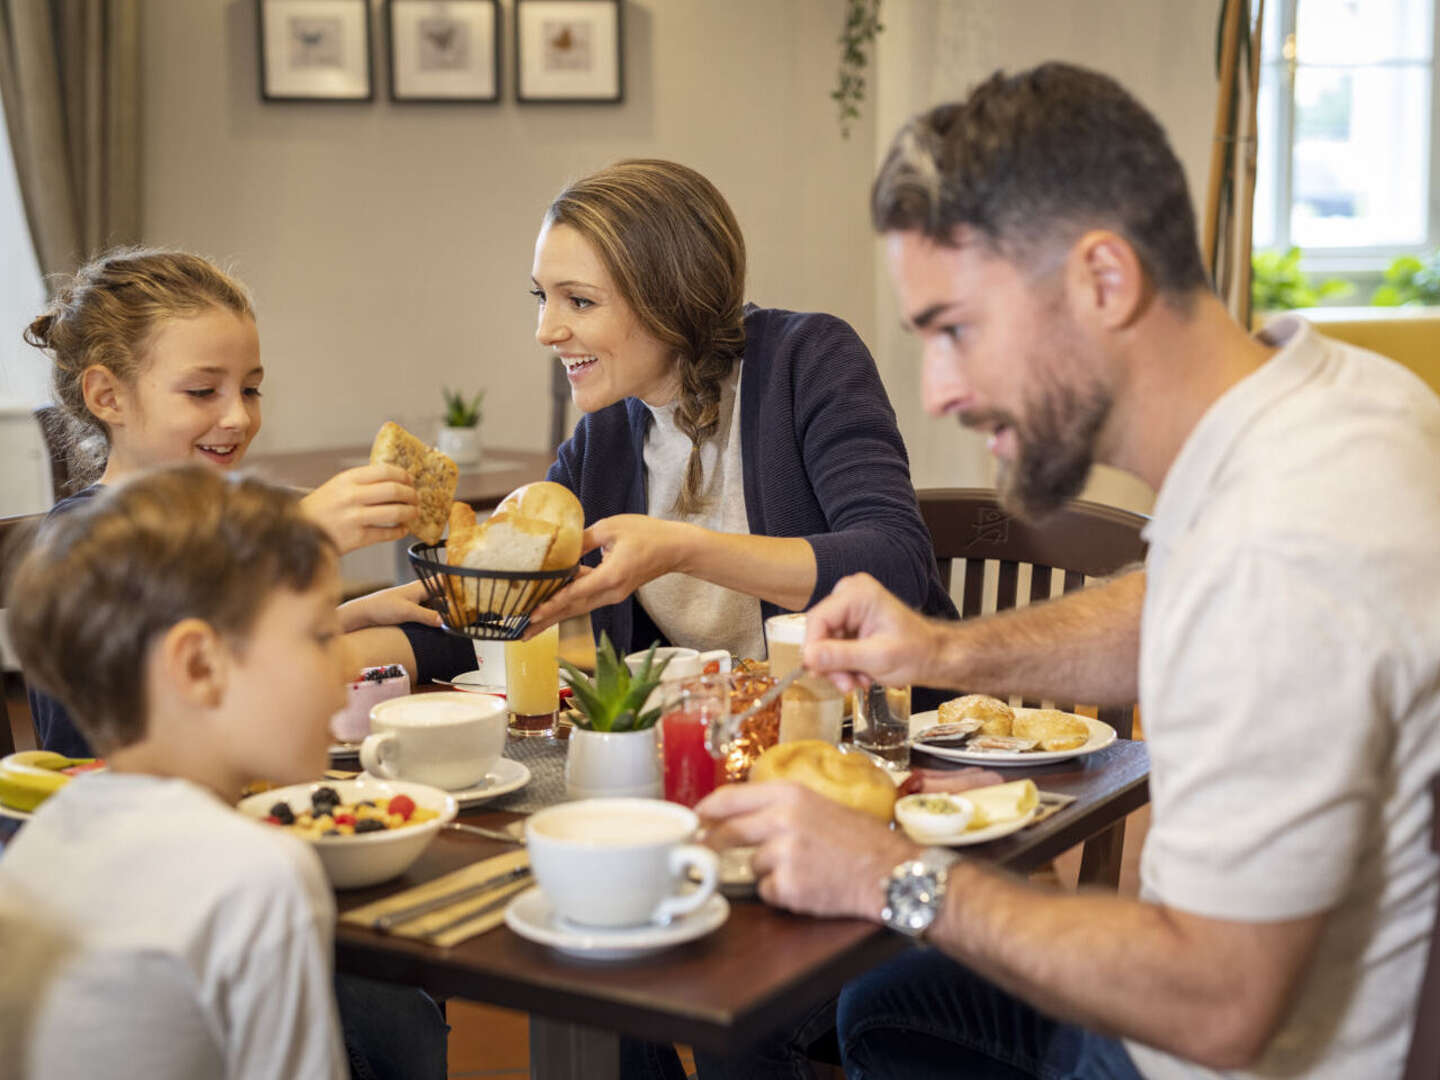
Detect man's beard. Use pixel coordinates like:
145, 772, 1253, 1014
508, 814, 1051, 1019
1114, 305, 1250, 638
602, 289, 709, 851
992, 375, 1112, 521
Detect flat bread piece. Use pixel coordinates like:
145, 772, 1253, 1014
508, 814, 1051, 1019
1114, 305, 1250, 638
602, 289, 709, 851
370, 421, 458, 545
1013, 709, 1089, 752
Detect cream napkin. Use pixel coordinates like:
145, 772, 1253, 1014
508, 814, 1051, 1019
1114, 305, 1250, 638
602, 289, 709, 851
341, 850, 530, 947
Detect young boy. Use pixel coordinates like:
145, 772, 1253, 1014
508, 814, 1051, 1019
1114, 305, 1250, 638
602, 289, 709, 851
2, 465, 349, 1078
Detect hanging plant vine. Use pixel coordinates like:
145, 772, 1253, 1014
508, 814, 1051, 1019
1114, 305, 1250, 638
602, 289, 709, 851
832, 0, 883, 139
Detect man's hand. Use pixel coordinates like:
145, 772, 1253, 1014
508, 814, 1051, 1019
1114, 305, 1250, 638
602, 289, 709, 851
338, 580, 442, 633
896, 767, 1006, 798
523, 515, 691, 635
697, 781, 919, 919
803, 573, 946, 692
301, 464, 418, 554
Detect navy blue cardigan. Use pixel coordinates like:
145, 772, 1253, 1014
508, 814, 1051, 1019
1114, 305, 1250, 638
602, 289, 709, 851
548, 306, 957, 653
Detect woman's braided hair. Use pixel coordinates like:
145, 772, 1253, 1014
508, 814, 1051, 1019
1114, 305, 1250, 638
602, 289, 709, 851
546, 160, 746, 516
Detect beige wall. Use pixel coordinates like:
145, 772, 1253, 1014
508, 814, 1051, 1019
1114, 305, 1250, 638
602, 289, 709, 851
143, 0, 1222, 519
873, 0, 1220, 514
142, 0, 878, 457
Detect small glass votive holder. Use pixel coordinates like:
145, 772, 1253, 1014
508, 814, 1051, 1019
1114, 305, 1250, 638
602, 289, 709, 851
853, 683, 912, 771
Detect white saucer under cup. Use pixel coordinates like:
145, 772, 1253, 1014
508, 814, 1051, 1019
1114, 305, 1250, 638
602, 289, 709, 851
504, 887, 730, 961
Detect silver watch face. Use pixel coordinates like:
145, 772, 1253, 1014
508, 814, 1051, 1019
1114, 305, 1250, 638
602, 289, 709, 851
884, 860, 944, 935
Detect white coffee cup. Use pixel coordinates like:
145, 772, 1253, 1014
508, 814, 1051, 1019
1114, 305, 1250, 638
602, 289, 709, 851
359, 692, 507, 791
624, 647, 732, 714
525, 797, 719, 928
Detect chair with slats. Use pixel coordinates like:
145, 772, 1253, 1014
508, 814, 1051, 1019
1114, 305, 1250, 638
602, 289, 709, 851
916, 487, 1149, 887
1402, 775, 1440, 1080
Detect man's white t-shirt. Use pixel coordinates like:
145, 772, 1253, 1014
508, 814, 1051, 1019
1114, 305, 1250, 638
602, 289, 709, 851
1, 772, 345, 1080
1127, 317, 1440, 1078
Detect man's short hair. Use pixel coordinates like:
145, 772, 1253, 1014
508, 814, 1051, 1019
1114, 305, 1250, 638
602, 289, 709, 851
872, 62, 1210, 300
6, 466, 336, 753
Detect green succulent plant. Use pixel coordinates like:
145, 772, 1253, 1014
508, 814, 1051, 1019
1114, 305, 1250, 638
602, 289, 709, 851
558, 634, 671, 733
1371, 252, 1440, 307
1251, 247, 1353, 313
442, 387, 484, 428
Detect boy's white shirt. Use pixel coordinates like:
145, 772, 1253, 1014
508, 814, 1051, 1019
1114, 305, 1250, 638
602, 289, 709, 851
3, 772, 345, 1080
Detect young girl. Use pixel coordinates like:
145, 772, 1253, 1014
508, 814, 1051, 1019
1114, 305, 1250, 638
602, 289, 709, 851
24, 247, 441, 757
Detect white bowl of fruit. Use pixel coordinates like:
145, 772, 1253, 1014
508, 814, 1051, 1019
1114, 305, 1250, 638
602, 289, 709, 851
237, 777, 457, 889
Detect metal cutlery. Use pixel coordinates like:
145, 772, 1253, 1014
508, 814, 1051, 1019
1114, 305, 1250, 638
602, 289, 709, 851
445, 821, 526, 845
372, 863, 532, 931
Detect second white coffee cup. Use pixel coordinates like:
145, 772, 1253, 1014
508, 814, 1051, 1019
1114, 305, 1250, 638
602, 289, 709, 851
360, 692, 507, 791
525, 797, 718, 928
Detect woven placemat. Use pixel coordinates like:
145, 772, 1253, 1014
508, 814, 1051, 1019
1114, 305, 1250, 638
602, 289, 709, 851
486, 734, 569, 813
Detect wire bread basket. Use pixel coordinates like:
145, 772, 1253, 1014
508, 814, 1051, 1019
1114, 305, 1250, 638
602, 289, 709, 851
408, 542, 578, 641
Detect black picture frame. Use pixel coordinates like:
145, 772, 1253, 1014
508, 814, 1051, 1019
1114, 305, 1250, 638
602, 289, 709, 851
257, 0, 374, 102
514, 0, 624, 104
387, 0, 501, 103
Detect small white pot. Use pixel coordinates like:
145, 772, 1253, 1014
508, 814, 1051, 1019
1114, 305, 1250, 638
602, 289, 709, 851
436, 425, 482, 466
565, 727, 662, 800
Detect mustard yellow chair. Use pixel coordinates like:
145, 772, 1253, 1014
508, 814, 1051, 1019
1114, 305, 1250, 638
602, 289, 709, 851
1300, 306, 1440, 395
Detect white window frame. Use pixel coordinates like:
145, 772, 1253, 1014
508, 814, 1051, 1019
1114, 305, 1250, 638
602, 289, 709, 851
1258, 0, 1440, 276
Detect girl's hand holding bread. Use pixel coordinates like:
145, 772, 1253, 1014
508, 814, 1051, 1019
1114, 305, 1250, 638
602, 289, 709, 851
300, 463, 420, 553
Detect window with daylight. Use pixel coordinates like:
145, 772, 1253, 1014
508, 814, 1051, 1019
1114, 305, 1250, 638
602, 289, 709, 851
1253, 0, 1438, 271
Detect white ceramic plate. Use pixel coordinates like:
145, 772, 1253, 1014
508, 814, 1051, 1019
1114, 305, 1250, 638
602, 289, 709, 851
909, 708, 1116, 767
902, 804, 1040, 847
505, 887, 730, 960
447, 670, 571, 695
359, 757, 530, 808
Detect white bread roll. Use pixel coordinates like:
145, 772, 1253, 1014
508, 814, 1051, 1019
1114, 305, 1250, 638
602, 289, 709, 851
749, 740, 896, 822
494, 481, 583, 570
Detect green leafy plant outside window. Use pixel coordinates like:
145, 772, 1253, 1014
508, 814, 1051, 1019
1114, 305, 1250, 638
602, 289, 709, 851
1371, 252, 1440, 307
442, 387, 484, 428
1251, 248, 1352, 312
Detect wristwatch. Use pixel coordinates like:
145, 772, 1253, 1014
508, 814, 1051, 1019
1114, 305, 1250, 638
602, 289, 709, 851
880, 848, 960, 938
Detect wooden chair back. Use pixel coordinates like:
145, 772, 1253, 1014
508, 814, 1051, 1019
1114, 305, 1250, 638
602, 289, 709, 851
917, 487, 1148, 738
32, 405, 75, 502
1402, 775, 1440, 1080
0, 513, 45, 756
916, 488, 1149, 887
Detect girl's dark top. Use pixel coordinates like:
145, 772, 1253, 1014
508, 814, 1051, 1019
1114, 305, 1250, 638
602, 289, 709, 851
30, 484, 103, 758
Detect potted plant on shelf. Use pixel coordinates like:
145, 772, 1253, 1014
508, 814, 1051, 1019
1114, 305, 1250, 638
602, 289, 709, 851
559, 635, 670, 800
436, 387, 484, 466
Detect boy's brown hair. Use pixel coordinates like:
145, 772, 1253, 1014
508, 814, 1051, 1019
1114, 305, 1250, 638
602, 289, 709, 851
6, 465, 336, 753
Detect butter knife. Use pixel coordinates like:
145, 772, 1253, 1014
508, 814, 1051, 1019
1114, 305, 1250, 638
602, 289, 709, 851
373, 864, 531, 931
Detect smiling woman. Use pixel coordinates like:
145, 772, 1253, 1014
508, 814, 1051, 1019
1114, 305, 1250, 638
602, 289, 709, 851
372, 160, 957, 691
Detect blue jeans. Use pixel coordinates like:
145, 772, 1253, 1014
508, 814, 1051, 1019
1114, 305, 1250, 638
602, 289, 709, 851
620, 994, 838, 1079
837, 948, 1142, 1080
335, 973, 448, 1080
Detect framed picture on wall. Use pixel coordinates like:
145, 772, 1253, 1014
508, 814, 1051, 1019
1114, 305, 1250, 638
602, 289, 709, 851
257, 0, 373, 101
388, 0, 500, 102
515, 0, 623, 104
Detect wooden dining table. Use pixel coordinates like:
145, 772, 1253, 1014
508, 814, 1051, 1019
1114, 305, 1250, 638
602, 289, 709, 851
333, 739, 1150, 1080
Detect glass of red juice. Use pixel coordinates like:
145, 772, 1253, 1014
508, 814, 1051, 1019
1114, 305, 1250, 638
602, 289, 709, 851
658, 678, 727, 807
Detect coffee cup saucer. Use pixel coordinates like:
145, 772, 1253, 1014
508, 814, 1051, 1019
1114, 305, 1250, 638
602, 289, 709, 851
504, 887, 730, 960
357, 757, 530, 808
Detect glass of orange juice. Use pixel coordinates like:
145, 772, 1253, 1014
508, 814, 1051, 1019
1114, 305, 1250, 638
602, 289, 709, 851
504, 624, 559, 738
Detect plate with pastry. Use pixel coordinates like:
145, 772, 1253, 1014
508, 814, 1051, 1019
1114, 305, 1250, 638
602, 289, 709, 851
894, 781, 1042, 846
910, 695, 1115, 766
